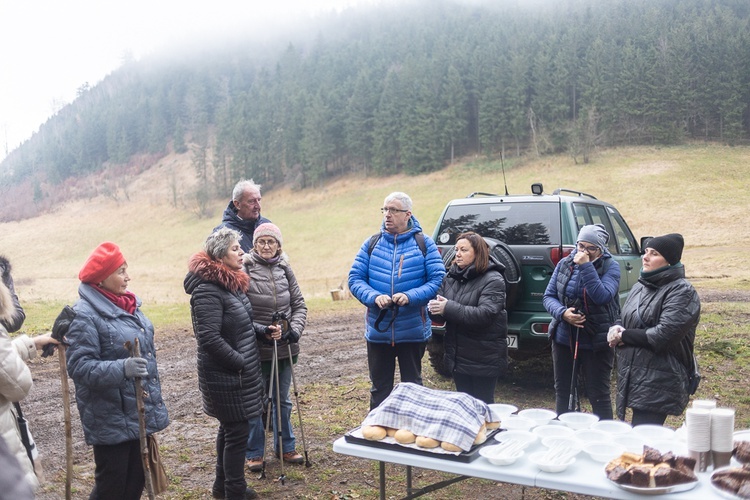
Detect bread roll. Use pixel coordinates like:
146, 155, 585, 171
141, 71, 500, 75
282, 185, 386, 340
385, 427, 397, 437
362, 425, 387, 441
441, 441, 463, 452
394, 429, 416, 444
415, 436, 440, 449
473, 427, 487, 445
486, 420, 500, 430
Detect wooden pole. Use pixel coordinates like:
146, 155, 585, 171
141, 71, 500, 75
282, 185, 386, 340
57, 345, 73, 500
129, 339, 155, 499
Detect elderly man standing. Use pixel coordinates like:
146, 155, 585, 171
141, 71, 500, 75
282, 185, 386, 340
349, 192, 445, 410
214, 179, 271, 252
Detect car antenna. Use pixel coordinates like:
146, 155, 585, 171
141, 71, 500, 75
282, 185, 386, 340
500, 152, 509, 195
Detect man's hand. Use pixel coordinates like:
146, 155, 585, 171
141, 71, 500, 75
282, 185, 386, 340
375, 294, 393, 309
392, 293, 409, 306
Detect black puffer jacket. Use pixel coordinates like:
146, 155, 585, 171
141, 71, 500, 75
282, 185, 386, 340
615, 265, 701, 419
184, 252, 265, 422
437, 260, 508, 378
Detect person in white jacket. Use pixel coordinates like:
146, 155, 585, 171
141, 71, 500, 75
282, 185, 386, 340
0, 255, 57, 491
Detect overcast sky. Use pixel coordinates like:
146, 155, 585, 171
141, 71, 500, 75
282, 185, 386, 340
0, 0, 379, 161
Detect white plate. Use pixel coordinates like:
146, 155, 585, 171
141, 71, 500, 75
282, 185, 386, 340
489, 403, 518, 420
609, 479, 698, 495
493, 430, 538, 449
532, 424, 575, 439
518, 408, 557, 426
631, 424, 675, 441
734, 429, 750, 442
591, 420, 632, 435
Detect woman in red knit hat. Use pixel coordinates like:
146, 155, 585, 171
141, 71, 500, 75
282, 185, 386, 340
65, 242, 170, 500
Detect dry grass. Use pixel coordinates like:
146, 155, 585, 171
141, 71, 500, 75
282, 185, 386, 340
2, 144, 750, 311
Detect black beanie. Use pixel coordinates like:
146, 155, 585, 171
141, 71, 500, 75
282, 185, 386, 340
645, 233, 684, 265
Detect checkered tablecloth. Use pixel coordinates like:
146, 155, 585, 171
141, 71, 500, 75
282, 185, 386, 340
361, 382, 493, 451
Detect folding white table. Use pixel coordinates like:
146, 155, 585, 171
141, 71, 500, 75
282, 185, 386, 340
333, 435, 727, 499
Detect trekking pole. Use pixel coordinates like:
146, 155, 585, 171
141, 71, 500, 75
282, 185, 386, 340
287, 342, 311, 467
57, 344, 73, 500
259, 349, 277, 480
126, 339, 155, 500
567, 325, 580, 412
272, 339, 285, 485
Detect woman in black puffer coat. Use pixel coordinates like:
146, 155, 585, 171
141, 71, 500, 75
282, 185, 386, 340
428, 232, 507, 404
184, 228, 280, 500
607, 233, 701, 426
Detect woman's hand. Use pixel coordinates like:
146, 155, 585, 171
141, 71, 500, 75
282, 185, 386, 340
607, 325, 625, 347
265, 324, 282, 342
33, 332, 59, 351
562, 307, 586, 327
428, 295, 447, 316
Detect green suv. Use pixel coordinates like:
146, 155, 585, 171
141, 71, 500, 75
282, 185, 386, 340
427, 184, 643, 376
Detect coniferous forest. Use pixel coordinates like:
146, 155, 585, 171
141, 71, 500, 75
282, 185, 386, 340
2, 0, 749, 212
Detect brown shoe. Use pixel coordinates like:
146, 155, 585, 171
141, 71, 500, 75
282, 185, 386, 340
246, 457, 263, 472
281, 450, 304, 464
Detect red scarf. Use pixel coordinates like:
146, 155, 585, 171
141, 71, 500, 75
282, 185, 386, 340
94, 286, 138, 314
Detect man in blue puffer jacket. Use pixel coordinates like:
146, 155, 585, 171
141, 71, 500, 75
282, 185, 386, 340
349, 192, 445, 410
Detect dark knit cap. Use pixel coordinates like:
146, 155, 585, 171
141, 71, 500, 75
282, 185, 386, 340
645, 233, 684, 265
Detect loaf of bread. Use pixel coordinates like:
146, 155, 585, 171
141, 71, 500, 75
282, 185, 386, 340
415, 436, 440, 448
486, 420, 500, 430
362, 425, 387, 441
473, 426, 487, 445
385, 427, 397, 437
394, 429, 416, 444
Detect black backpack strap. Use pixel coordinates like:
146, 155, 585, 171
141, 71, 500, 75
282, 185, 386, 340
367, 232, 426, 256
374, 305, 399, 333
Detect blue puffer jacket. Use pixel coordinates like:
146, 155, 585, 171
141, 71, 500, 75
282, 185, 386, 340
66, 284, 169, 446
348, 217, 445, 344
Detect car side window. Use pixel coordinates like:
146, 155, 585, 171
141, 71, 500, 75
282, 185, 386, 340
607, 208, 639, 255
573, 203, 617, 254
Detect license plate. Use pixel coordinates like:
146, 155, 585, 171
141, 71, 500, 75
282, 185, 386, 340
507, 334, 518, 349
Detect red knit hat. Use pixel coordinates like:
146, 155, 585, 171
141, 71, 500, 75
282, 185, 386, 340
79, 242, 126, 284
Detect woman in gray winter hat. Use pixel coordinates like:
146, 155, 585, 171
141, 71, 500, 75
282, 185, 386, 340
543, 224, 621, 419
608, 233, 701, 425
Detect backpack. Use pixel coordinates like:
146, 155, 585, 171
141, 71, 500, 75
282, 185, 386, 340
367, 232, 427, 257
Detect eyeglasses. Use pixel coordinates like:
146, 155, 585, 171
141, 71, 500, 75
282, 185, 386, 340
256, 239, 278, 248
577, 243, 600, 253
381, 207, 409, 214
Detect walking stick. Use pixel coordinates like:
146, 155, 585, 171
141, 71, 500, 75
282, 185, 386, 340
126, 339, 155, 500
272, 339, 285, 485
568, 325, 581, 412
57, 344, 73, 500
259, 348, 276, 480
287, 342, 311, 467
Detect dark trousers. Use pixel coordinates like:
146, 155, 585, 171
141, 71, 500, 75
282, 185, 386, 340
215, 419, 251, 500
367, 341, 426, 410
90, 439, 144, 500
453, 372, 497, 404
631, 408, 668, 426
552, 340, 614, 419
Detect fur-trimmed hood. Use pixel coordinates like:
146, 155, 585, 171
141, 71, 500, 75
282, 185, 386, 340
0, 255, 22, 330
184, 251, 249, 294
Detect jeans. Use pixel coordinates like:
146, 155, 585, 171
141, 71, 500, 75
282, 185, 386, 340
552, 340, 614, 419
246, 359, 296, 458
452, 373, 497, 404
90, 439, 144, 500
215, 420, 251, 500
367, 340, 426, 410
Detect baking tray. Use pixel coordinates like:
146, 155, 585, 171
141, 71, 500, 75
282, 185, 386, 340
344, 426, 503, 463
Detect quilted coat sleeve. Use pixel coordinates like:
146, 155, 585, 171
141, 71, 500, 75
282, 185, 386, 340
285, 265, 308, 335
0, 330, 33, 403
443, 270, 506, 329
66, 314, 129, 388
579, 258, 620, 305
191, 285, 244, 371
646, 281, 701, 353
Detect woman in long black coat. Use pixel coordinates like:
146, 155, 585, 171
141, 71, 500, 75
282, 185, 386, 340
184, 228, 279, 500
428, 232, 507, 404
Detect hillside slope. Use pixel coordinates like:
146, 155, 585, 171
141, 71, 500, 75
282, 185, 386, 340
1, 144, 748, 307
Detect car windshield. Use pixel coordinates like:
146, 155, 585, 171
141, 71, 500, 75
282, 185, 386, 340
435, 202, 560, 246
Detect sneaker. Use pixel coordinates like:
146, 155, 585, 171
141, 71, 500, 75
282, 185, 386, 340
246, 457, 263, 472
280, 450, 304, 464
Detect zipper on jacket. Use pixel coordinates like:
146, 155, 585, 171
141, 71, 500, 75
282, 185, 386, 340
390, 234, 399, 346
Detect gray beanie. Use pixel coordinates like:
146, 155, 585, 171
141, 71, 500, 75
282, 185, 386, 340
577, 224, 609, 254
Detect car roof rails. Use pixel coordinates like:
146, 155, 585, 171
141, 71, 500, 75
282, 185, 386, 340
551, 188, 598, 200
467, 191, 500, 198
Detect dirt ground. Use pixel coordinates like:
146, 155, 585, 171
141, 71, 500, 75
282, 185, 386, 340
22, 290, 749, 499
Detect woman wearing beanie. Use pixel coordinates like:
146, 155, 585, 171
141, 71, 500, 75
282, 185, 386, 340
543, 224, 621, 419
65, 242, 169, 500
184, 227, 279, 500
607, 233, 701, 425
243, 223, 308, 471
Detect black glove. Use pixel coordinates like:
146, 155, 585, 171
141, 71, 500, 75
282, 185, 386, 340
281, 328, 301, 343
124, 357, 148, 379
43, 305, 75, 358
